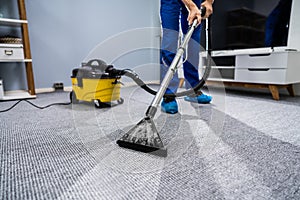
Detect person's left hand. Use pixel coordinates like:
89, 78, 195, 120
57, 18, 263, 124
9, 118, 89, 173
201, 1, 213, 19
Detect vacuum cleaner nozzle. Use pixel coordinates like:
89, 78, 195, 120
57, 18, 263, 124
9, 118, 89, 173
116, 117, 167, 157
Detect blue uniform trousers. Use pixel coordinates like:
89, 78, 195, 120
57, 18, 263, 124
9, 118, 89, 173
265, 0, 292, 47
160, 0, 202, 95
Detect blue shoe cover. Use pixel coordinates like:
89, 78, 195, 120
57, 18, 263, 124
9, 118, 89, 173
184, 93, 212, 104
161, 99, 178, 114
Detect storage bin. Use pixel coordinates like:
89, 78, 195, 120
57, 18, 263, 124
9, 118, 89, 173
0, 44, 24, 60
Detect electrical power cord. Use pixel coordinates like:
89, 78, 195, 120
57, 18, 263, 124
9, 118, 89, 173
0, 99, 71, 113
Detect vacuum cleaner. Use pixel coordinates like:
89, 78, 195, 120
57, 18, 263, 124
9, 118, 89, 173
70, 7, 212, 157
70, 59, 124, 108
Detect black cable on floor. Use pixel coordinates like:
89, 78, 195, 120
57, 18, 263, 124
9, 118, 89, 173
0, 99, 71, 113
0, 100, 23, 113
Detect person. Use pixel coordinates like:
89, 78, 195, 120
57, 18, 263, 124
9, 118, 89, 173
264, 0, 292, 47
160, 0, 214, 114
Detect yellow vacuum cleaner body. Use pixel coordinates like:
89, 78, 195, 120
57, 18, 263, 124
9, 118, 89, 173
70, 63, 122, 107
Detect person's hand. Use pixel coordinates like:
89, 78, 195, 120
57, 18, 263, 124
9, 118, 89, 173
187, 4, 202, 25
201, 1, 213, 19
183, 0, 214, 25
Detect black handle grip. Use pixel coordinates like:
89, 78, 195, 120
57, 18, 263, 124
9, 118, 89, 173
249, 53, 271, 57
200, 6, 206, 17
86, 59, 109, 72
190, 6, 206, 27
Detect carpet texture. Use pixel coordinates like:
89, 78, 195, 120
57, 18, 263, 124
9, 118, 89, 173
0, 86, 300, 200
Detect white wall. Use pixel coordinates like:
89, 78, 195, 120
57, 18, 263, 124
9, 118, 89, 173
22, 0, 160, 90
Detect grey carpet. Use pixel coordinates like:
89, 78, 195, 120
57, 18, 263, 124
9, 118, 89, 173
0, 86, 300, 200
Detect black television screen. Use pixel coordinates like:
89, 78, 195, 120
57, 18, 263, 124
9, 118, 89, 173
205, 0, 292, 50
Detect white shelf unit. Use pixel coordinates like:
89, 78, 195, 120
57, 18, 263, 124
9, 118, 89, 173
204, 47, 300, 100
2, 90, 36, 100
0, 18, 28, 26
0, 59, 32, 62
206, 47, 276, 82
0, 0, 35, 101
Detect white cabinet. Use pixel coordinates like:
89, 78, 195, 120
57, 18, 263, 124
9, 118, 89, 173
235, 51, 300, 84
206, 48, 300, 100
0, 0, 36, 100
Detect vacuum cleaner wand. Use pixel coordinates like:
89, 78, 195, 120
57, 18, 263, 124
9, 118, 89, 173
117, 8, 207, 157
146, 19, 199, 118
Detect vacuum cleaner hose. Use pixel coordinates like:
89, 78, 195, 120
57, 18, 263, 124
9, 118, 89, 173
121, 16, 212, 98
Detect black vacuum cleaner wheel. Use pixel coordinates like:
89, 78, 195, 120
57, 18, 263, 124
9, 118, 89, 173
117, 98, 124, 104
94, 99, 111, 108
70, 91, 79, 104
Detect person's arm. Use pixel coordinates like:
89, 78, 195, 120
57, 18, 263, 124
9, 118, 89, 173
181, 0, 214, 25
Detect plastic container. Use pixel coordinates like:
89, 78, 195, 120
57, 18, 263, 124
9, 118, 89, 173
70, 67, 121, 103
